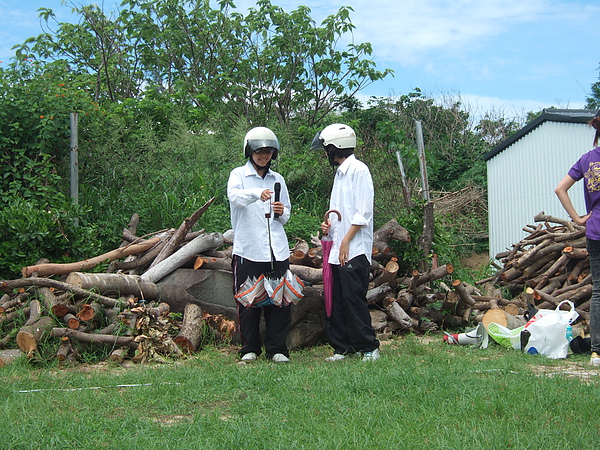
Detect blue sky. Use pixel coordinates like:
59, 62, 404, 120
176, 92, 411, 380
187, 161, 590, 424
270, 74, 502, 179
1, 0, 599, 121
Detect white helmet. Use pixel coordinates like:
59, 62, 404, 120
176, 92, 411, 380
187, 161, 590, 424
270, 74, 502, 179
244, 127, 280, 159
311, 123, 356, 150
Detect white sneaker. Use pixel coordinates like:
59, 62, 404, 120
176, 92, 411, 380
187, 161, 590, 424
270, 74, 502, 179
272, 353, 290, 363
241, 352, 257, 361
362, 348, 380, 361
591, 352, 600, 367
326, 354, 346, 361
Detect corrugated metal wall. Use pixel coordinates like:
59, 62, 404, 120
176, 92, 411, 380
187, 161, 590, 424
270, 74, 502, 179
487, 121, 596, 260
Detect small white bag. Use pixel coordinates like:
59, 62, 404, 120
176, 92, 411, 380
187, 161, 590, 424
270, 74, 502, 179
523, 300, 578, 359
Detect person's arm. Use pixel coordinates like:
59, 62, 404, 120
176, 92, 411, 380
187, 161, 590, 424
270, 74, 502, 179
555, 174, 590, 226
338, 168, 373, 265
227, 170, 265, 208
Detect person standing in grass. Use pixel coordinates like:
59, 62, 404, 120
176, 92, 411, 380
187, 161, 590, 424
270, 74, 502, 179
555, 111, 600, 367
228, 127, 292, 363
312, 123, 380, 362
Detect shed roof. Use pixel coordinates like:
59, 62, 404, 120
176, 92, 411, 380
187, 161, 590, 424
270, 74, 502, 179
483, 108, 597, 161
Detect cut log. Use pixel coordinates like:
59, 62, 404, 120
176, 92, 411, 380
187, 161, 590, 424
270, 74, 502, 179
534, 211, 580, 231
17, 316, 56, 357
289, 265, 323, 284
109, 348, 129, 362
51, 328, 138, 349
0, 306, 30, 328
66, 272, 159, 301
150, 197, 216, 268
193, 256, 233, 271
408, 264, 454, 290
21, 237, 161, 278
372, 219, 411, 257
23, 299, 42, 326
76, 302, 104, 323
37, 287, 70, 317
1, 278, 128, 309
385, 301, 413, 330
504, 304, 521, 316
289, 239, 310, 265
0, 292, 30, 314
480, 308, 526, 330
370, 309, 388, 332
174, 303, 204, 353
366, 283, 392, 305
108, 230, 173, 273
396, 289, 414, 309
146, 302, 171, 319
0, 349, 24, 367
451, 280, 475, 306
61, 313, 80, 330
56, 338, 72, 361
141, 232, 224, 283
372, 259, 399, 287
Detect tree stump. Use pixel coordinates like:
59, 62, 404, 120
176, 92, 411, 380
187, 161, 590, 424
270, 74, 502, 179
175, 303, 204, 353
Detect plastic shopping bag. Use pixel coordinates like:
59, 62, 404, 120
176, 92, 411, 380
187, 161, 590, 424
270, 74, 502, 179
523, 300, 578, 359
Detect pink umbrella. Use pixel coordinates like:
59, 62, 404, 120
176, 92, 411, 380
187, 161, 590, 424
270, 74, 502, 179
322, 209, 341, 317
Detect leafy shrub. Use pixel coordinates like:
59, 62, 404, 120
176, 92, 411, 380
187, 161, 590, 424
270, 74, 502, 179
0, 197, 104, 279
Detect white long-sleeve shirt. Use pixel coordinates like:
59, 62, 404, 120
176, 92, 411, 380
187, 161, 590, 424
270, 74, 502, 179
227, 160, 291, 262
327, 154, 374, 265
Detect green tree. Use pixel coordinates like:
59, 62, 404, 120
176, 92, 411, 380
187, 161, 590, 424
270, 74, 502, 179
586, 68, 600, 110
18, 0, 391, 128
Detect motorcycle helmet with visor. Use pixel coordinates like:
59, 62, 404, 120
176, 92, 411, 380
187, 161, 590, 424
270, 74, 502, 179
244, 127, 280, 160
311, 123, 356, 151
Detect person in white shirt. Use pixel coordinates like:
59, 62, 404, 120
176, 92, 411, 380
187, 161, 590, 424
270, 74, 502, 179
312, 123, 380, 361
227, 127, 292, 363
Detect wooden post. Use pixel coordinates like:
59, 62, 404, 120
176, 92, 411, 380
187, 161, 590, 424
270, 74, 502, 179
70, 112, 79, 227
415, 120, 434, 271
395, 150, 412, 210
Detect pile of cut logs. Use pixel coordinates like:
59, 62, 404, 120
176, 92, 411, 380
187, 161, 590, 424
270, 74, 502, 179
0, 198, 235, 366
471, 212, 591, 332
5, 203, 580, 366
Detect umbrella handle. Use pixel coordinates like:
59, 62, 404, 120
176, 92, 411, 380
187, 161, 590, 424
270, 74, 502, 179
324, 209, 342, 222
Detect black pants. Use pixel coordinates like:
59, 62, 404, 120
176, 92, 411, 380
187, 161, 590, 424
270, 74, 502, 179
326, 254, 379, 354
232, 255, 291, 358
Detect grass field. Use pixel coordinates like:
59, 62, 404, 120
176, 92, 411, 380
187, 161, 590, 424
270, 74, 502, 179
2, 334, 599, 449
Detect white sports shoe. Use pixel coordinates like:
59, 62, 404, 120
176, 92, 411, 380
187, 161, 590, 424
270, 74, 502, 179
272, 353, 290, 363
362, 348, 380, 361
241, 352, 257, 361
326, 353, 346, 361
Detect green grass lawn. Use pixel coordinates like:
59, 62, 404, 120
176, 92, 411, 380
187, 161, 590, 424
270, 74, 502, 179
2, 335, 599, 449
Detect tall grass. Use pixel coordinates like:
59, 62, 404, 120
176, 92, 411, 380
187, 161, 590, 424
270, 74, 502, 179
2, 336, 599, 449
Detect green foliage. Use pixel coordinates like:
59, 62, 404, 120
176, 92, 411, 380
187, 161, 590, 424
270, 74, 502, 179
0, 60, 100, 204
0, 2, 498, 275
0, 197, 104, 279
19, 0, 392, 127
586, 62, 600, 109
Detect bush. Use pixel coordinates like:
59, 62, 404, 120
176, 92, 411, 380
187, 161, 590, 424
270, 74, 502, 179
0, 197, 104, 279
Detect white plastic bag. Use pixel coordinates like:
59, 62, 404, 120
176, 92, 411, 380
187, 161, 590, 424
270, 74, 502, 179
523, 300, 578, 359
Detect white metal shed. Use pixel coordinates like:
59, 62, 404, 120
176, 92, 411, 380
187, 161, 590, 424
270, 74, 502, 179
484, 109, 597, 261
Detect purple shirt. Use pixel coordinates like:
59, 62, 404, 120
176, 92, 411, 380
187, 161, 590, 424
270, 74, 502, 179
568, 147, 600, 240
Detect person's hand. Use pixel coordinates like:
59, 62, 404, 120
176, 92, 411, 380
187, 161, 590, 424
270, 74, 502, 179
320, 219, 331, 235
260, 189, 272, 202
272, 201, 284, 216
339, 240, 349, 266
573, 212, 591, 227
